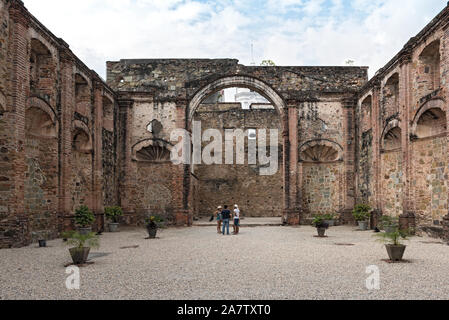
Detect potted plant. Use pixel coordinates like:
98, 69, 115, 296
145, 215, 164, 239
105, 206, 123, 232
74, 205, 95, 235
312, 215, 330, 237
375, 226, 409, 261
62, 231, 99, 265
352, 204, 371, 231
380, 215, 398, 233
323, 213, 337, 227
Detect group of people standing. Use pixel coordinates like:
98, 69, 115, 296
215, 205, 240, 235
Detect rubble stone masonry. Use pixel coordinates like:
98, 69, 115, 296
1, 0, 449, 247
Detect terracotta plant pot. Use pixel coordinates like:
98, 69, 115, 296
69, 247, 91, 265
108, 223, 119, 233
385, 244, 406, 261
146, 226, 158, 239
317, 228, 326, 237
78, 227, 92, 235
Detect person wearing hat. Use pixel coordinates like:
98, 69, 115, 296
221, 205, 232, 235
216, 206, 223, 234
233, 204, 240, 235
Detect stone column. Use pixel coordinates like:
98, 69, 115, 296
399, 51, 416, 228
371, 82, 382, 211
281, 111, 292, 224
92, 79, 104, 230
342, 97, 356, 211
117, 98, 135, 223
58, 48, 75, 232
6, 1, 30, 246
173, 99, 191, 226
286, 104, 300, 224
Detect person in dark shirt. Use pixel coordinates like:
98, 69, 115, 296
221, 205, 231, 235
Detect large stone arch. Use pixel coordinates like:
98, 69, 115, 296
188, 75, 287, 126
187, 75, 295, 223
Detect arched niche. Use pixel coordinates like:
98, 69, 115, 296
102, 96, 114, 132
418, 40, 441, 93
29, 38, 54, 96
383, 73, 399, 116
360, 95, 372, 131
72, 120, 92, 153
382, 126, 402, 152
25, 97, 58, 138
75, 73, 91, 116
132, 139, 173, 162
299, 139, 343, 162
412, 99, 446, 139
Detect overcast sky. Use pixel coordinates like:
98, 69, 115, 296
23, 0, 445, 80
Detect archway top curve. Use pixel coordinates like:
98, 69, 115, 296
27, 96, 57, 124
188, 75, 287, 124
411, 98, 446, 136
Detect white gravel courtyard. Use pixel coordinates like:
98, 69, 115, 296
0, 225, 448, 300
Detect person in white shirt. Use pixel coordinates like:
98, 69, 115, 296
233, 204, 240, 235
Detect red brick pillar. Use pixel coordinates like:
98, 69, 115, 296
342, 98, 356, 211
371, 82, 382, 211
173, 99, 191, 226
399, 54, 414, 220
117, 98, 135, 223
285, 105, 300, 224
92, 79, 104, 230
58, 48, 75, 231
5, 0, 31, 246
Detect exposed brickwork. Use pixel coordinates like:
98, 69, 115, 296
192, 103, 283, 218
0, 0, 118, 246
2, 0, 449, 247
356, 4, 449, 238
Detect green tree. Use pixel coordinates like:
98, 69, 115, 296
260, 60, 276, 66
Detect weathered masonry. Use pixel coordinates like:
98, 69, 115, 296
0, 0, 449, 248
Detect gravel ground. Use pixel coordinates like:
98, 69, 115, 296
0, 225, 448, 300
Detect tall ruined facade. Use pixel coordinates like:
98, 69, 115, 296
0, 0, 448, 248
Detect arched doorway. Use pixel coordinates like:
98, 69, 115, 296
186, 76, 289, 223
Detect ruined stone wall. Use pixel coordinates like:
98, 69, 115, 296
298, 98, 345, 147
301, 162, 344, 220
0, 0, 8, 113
380, 151, 403, 217
133, 162, 175, 223
0, 0, 119, 248
411, 136, 448, 225
102, 128, 117, 207
356, 4, 449, 237
193, 103, 283, 217
24, 133, 59, 241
